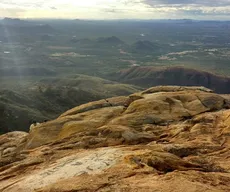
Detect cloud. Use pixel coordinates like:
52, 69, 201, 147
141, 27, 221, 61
143, 0, 230, 7
141, 0, 230, 18
1, 0, 230, 19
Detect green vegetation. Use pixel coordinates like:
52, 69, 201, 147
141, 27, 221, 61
1, 19, 230, 133
0, 74, 141, 133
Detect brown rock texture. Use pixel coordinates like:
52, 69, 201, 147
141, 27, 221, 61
1, 86, 230, 192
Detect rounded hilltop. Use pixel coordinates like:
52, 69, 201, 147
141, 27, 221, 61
1, 86, 230, 192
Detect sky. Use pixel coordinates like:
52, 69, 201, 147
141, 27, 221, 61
1, 0, 230, 20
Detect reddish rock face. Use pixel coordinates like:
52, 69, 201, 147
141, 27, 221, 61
1, 86, 230, 192
112, 66, 230, 94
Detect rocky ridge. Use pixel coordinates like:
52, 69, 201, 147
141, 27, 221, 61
111, 66, 230, 94
0, 86, 230, 192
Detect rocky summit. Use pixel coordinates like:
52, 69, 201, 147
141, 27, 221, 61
1, 86, 230, 192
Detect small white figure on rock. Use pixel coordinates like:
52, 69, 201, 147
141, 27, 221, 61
29, 120, 40, 131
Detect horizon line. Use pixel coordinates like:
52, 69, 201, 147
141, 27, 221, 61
1, 17, 230, 22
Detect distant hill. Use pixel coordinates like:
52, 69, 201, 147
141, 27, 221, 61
2, 17, 29, 25
0, 67, 56, 77
131, 40, 160, 53
110, 66, 230, 94
0, 74, 141, 134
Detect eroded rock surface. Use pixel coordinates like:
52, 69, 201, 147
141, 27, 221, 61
1, 86, 230, 192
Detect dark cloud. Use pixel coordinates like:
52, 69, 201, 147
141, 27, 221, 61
143, 0, 230, 7
141, 0, 230, 18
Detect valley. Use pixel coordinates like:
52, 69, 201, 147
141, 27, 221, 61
1, 18, 230, 133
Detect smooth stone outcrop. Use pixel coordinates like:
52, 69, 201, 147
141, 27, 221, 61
1, 86, 230, 192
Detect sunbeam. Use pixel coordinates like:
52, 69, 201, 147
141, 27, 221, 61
1, 21, 23, 82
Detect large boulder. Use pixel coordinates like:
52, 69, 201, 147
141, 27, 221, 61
1, 86, 230, 192
23, 86, 228, 149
